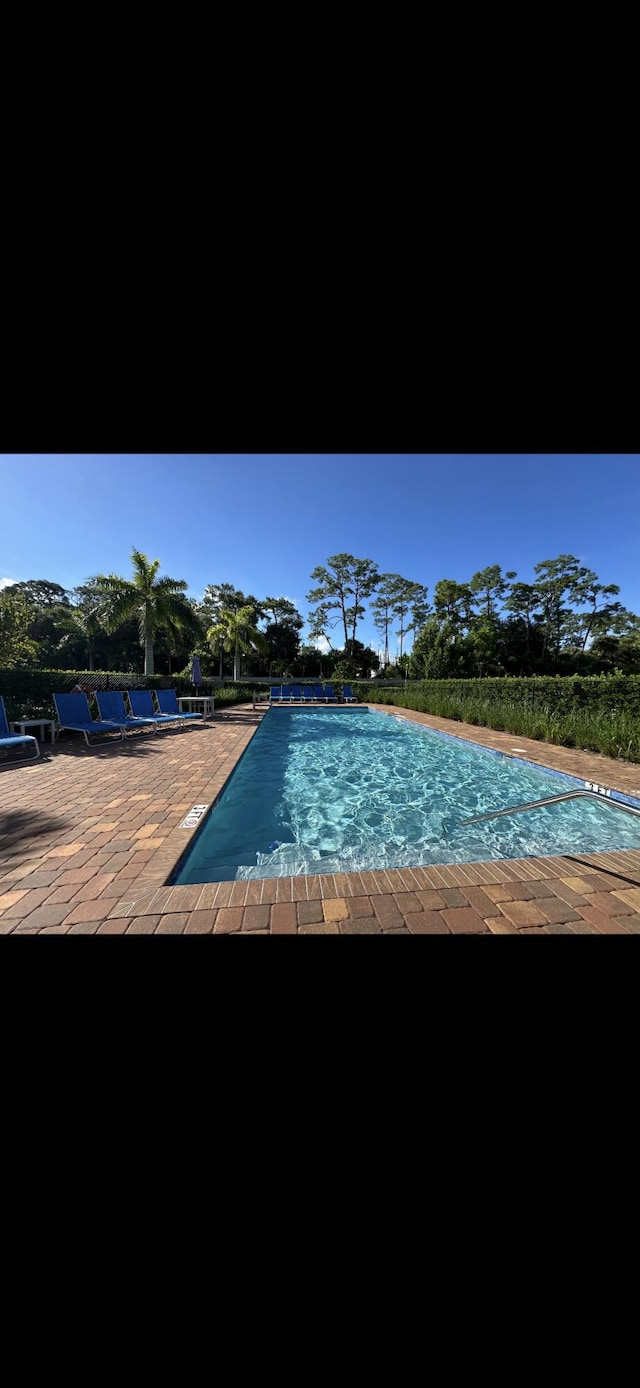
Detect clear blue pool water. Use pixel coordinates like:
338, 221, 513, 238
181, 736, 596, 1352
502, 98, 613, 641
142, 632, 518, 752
173, 707, 640, 883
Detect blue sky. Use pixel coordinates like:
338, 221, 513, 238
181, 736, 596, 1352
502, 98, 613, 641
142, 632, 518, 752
1, 454, 638, 656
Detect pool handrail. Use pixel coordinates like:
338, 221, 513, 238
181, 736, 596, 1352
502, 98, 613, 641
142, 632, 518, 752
442, 788, 640, 836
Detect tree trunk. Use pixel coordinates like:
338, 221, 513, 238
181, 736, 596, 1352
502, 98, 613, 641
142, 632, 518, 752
219, 649, 223, 678
581, 610, 596, 653
144, 629, 154, 676
341, 600, 349, 650
234, 639, 240, 681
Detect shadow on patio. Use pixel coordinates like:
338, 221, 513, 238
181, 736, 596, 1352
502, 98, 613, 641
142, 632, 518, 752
49, 728, 207, 759
565, 853, 640, 887
0, 808, 70, 855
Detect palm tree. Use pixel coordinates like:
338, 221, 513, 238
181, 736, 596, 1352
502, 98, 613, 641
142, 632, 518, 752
93, 549, 202, 676
207, 605, 268, 681
206, 621, 228, 678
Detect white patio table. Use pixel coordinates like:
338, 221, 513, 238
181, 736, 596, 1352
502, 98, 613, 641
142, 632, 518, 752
177, 696, 215, 719
10, 718, 57, 744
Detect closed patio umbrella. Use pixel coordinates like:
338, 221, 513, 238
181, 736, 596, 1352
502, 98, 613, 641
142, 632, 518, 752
190, 655, 203, 686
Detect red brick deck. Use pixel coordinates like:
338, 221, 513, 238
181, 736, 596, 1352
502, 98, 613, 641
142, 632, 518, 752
1, 703, 640, 934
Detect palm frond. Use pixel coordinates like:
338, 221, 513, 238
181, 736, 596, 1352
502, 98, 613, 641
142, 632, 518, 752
100, 589, 141, 635
93, 574, 135, 597
154, 594, 197, 630
153, 576, 189, 597
130, 550, 158, 589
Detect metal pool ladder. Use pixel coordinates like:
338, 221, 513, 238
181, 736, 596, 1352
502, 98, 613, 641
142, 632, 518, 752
442, 788, 640, 836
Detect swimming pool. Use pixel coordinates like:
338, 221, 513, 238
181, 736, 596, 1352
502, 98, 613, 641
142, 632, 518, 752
173, 707, 640, 883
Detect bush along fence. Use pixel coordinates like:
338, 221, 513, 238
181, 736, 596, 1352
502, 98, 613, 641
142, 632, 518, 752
0, 670, 255, 721
353, 676, 640, 763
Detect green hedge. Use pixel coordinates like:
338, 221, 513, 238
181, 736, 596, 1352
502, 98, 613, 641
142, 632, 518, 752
353, 676, 640, 763
0, 670, 256, 720
204, 684, 254, 709
353, 676, 640, 714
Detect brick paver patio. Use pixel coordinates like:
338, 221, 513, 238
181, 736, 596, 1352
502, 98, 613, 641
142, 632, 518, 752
2, 703, 640, 934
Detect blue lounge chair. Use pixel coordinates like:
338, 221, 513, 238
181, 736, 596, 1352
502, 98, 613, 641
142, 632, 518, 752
290, 684, 302, 700
269, 686, 282, 702
280, 685, 292, 701
128, 690, 180, 726
302, 684, 315, 701
0, 695, 40, 764
342, 684, 357, 702
314, 683, 325, 701
53, 691, 125, 746
324, 684, 338, 702
96, 690, 158, 735
156, 689, 203, 723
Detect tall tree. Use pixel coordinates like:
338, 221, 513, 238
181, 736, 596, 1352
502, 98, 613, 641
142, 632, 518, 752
93, 548, 202, 676
208, 605, 267, 680
6, 579, 78, 668
466, 567, 514, 675
306, 603, 338, 652
410, 586, 431, 636
202, 583, 263, 625
294, 644, 329, 679
573, 574, 626, 652
503, 580, 540, 670
469, 565, 514, 621
207, 606, 268, 681
0, 587, 37, 667
391, 578, 429, 661
433, 579, 473, 638
307, 554, 379, 657
69, 583, 108, 670
202, 584, 264, 675
372, 575, 400, 667
532, 555, 584, 670
410, 617, 458, 679
262, 597, 303, 665
9, 580, 71, 609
